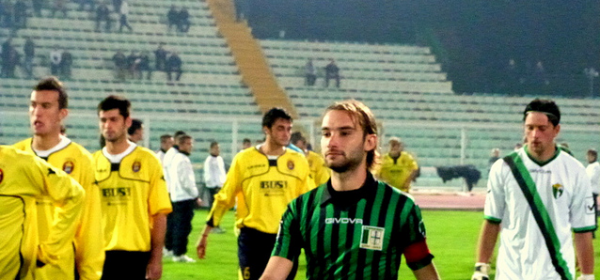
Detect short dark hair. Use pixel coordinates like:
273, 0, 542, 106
210, 141, 219, 149
160, 134, 172, 143
128, 119, 143, 135
290, 131, 303, 145
262, 108, 292, 129
242, 138, 251, 144
97, 95, 131, 119
174, 130, 186, 138
588, 149, 598, 159
34, 76, 68, 109
523, 99, 560, 126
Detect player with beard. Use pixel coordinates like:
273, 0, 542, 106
197, 108, 314, 280
93, 96, 172, 280
260, 100, 440, 280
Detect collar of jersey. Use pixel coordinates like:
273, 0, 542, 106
523, 144, 560, 167
320, 171, 378, 206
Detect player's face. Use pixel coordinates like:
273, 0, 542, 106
265, 118, 292, 148
389, 142, 401, 154
130, 127, 144, 143
99, 109, 131, 143
210, 144, 220, 156
524, 112, 560, 156
587, 153, 596, 163
179, 138, 193, 154
29, 90, 67, 137
321, 110, 376, 173
161, 137, 174, 150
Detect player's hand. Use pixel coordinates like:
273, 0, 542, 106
145, 259, 162, 280
471, 263, 490, 280
197, 235, 208, 259
196, 198, 203, 207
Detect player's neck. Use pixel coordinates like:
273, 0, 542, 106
260, 141, 285, 156
105, 137, 131, 155
331, 165, 367, 192
527, 145, 556, 163
32, 133, 62, 151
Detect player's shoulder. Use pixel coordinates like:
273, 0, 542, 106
556, 150, 585, 170
133, 146, 161, 160
1, 145, 44, 169
63, 141, 94, 159
378, 180, 415, 201
13, 138, 33, 151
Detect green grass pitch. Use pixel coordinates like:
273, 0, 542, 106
162, 209, 600, 280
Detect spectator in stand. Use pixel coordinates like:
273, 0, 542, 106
126, 50, 140, 79
49, 45, 62, 76
304, 58, 316, 86
4, 45, 19, 78
1, 0, 13, 29
60, 48, 73, 79
138, 50, 152, 80
166, 51, 182, 82
95, 2, 111, 32
79, 0, 95, 12
23, 37, 35, 78
118, 0, 132, 33
112, 0, 121, 14
155, 43, 168, 71
51, 0, 68, 18
325, 58, 340, 88
13, 0, 27, 29
112, 49, 127, 81
178, 7, 190, 33
1, 37, 13, 77
32, 0, 43, 17
167, 5, 178, 32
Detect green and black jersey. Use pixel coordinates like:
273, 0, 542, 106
273, 172, 433, 280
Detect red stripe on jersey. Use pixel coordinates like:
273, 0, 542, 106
403, 239, 431, 263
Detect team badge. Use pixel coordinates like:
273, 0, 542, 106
0, 168, 4, 184
360, 226, 385, 251
63, 161, 74, 174
287, 160, 295, 170
552, 183, 564, 199
132, 161, 141, 173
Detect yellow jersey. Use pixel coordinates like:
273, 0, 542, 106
306, 150, 329, 188
377, 152, 419, 191
207, 147, 313, 234
14, 138, 105, 280
0, 146, 84, 280
93, 145, 172, 252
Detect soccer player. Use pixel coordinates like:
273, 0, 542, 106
585, 149, 599, 237
292, 134, 329, 188
260, 100, 440, 280
128, 118, 144, 144
14, 77, 105, 280
242, 138, 252, 150
203, 141, 226, 210
156, 134, 173, 163
0, 146, 84, 280
472, 99, 596, 280
94, 96, 172, 280
377, 137, 418, 192
197, 108, 314, 280
165, 134, 200, 263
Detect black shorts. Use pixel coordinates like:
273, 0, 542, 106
101, 250, 150, 280
238, 228, 297, 280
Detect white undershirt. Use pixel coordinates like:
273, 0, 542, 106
102, 141, 137, 163
33, 136, 71, 157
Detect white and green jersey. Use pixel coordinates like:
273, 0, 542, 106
484, 146, 596, 280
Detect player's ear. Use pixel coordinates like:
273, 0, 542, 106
364, 134, 377, 152
59, 108, 69, 121
125, 116, 132, 129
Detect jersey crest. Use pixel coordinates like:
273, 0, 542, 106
62, 161, 75, 174
552, 183, 564, 199
132, 161, 141, 173
0, 168, 3, 184
360, 225, 385, 251
287, 160, 295, 170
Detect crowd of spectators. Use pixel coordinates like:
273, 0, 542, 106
112, 43, 182, 82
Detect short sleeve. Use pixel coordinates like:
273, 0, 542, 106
148, 156, 172, 215
484, 159, 506, 223
401, 201, 434, 270
272, 201, 302, 261
570, 168, 596, 232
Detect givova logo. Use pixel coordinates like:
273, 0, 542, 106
325, 217, 363, 224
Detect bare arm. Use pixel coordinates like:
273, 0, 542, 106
259, 256, 294, 280
412, 262, 440, 280
476, 220, 500, 263
404, 170, 418, 189
574, 232, 594, 275
146, 213, 167, 280
196, 225, 213, 259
